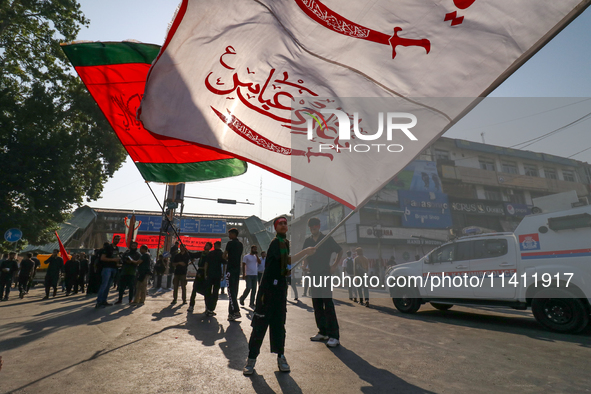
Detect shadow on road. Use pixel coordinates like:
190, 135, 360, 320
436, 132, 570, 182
329, 345, 435, 394
369, 302, 591, 347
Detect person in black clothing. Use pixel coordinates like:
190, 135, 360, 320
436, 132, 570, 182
43, 249, 64, 299
87, 248, 102, 295
188, 242, 212, 313
171, 244, 190, 305
134, 245, 152, 305
303, 217, 343, 348
243, 217, 316, 375
64, 254, 80, 296
77, 252, 89, 293
224, 228, 243, 321
0, 252, 19, 301
153, 254, 166, 290
170, 241, 180, 259
116, 241, 141, 304
96, 236, 122, 308
27, 253, 41, 293
203, 241, 225, 315
18, 253, 35, 299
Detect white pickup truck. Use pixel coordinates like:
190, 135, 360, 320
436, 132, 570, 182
387, 205, 591, 333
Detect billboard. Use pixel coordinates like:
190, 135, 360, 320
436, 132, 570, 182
399, 191, 452, 229
384, 160, 443, 193
112, 233, 220, 250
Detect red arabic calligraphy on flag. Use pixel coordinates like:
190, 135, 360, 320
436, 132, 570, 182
139, 0, 589, 209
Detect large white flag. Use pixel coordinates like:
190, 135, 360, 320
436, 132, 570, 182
139, 0, 589, 208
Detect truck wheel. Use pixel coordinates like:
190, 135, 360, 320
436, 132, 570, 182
431, 302, 453, 311
531, 289, 589, 333
393, 288, 421, 314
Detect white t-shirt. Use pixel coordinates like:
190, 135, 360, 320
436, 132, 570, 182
243, 254, 259, 276
258, 257, 266, 273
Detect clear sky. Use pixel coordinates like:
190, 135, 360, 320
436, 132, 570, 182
75, 1, 591, 220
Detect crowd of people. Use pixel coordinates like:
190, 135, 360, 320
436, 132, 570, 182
0, 215, 397, 376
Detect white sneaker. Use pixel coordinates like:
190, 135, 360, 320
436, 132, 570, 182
277, 355, 291, 372
243, 358, 256, 375
310, 333, 329, 341
326, 338, 340, 348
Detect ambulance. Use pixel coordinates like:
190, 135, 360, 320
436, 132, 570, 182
387, 200, 591, 333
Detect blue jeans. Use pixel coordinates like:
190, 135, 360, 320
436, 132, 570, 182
96, 268, 117, 304
240, 275, 258, 306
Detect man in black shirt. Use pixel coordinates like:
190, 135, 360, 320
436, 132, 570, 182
188, 242, 212, 313
116, 241, 141, 304
43, 249, 64, 299
27, 253, 41, 293
96, 235, 121, 308
18, 253, 35, 299
134, 245, 152, 305
243, 217, 316, 375
0, 252, 19, 301
171, 244, 190, 305
64, 254, 80, 296
203, 241, 225, 315
302, 217, 343, 348
224, 228, 243, 321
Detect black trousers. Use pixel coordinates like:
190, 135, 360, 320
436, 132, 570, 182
65, 275, 78, 294
0, 274, 13, 298
312, 297, 340, 339
118, 274, 136, 302
45, 275, 59, 297
204, 277, 221, 311
76, 272, 87, 292
18, 275, 31, 295
248, 311, 286, 359
227, 270, 240, 315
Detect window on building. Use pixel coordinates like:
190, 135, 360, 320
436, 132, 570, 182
544, 168, 557, 180
583, 167, 591, 184
506, 190, 526, 204
562, 169, 576, 182
479, 158, 495, 171
434, 149, 450, 160
483, 187, 502, 201
501, 161, 518, 174
523, 164, 539, 177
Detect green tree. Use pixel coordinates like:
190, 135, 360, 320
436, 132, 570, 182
0, 1, 127, 245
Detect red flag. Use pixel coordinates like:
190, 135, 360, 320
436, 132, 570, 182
55, 231, 70, 264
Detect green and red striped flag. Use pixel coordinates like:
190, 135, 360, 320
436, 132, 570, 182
62, 41, 247, 183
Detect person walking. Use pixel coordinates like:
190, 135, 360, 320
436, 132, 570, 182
77, 252, 89, 294
354, 247, 370, 307
116, 241, 141, 305
18, 253, 35, 299
153, 254, 166, 291
188, 242, 212, 313
342, 251, 356, 302
243, 217, 316, 375
239, 245, 260, 308
0, 252, 19, 301
95, 235, 121, 308
64, 254, 80, 296
203, 241, 225, 315
43, 249, 63, 299
224, 228, 243, 321
303, 217, 343, 348
134, 245, 152, 305
27, 253, 41, 293
171, 244, 190, 305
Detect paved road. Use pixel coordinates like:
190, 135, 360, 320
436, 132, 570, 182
1, 282, 590, 393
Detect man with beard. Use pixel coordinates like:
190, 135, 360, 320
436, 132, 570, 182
188, 242, 212, 313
